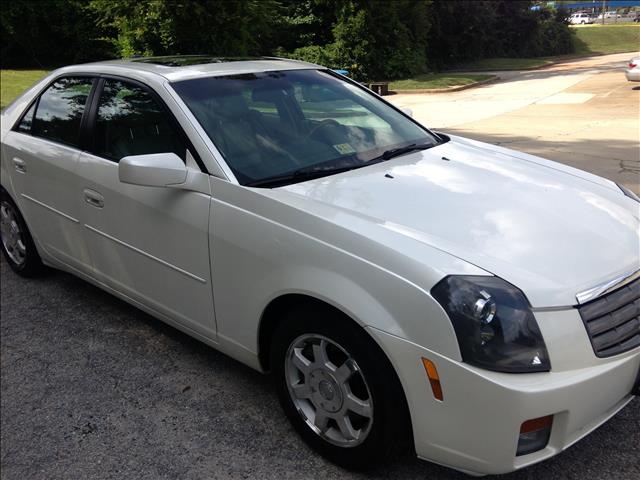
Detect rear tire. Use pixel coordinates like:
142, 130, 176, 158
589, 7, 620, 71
271, 305, 411, 470
0, 191, 46, 277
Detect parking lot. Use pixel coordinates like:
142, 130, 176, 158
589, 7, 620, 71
388, 52, 640, 193
2, 53, 640, 480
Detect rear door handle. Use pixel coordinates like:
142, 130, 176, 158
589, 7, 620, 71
12, 157, 26, 173
83, 188, 104, 208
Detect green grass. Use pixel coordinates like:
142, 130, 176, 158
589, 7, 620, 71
453, 57, 555, 71
389, 73, 493, 91
571, 24, 640, 55
452, 25, 640, 72
1, 70, 49, 109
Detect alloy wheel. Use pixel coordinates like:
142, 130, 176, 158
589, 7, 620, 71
285, 334, 374, 448
0, 201, 27, 266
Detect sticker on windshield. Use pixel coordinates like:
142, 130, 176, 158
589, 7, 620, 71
333, 143, 356, 155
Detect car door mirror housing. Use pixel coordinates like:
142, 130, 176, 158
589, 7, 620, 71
401, 107, 413, 118
119, 153, 187, 187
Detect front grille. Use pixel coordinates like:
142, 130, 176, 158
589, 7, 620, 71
577, 277, 640, 357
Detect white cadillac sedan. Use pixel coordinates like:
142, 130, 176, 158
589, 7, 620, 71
1, 56, 639, 475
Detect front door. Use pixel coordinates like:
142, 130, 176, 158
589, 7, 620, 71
77, 77, 216, 339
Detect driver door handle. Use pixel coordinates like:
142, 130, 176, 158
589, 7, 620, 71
12, 157, 26, 173
83, 188, 104, 208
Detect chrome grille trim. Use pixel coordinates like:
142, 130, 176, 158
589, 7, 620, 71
576, 269, 640, 305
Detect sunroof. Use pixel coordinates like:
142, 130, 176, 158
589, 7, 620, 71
129, 55, 272, 67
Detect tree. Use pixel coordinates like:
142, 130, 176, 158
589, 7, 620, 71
89, 0, 283, 57
1, 0, 114, 68
1, 0, 573, 79
290, 0, 430, 81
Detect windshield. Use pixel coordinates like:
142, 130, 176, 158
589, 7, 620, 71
172, 69, 440, 186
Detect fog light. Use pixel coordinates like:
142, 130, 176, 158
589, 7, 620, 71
516, 415, 553, 456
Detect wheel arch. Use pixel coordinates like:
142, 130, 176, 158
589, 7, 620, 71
259, 293, 341, 373
0, 157, 15, 199
256, 283, 405, 373
258, 291, 415, 453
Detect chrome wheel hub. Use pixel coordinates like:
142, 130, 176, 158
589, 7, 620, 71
0, 201, 26, 266
285, 334, 373, 447
311, 369, 343, 413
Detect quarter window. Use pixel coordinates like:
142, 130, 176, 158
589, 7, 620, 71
32, 77, 94, 147
93, 79, 187, 162
17, 103, 36, 133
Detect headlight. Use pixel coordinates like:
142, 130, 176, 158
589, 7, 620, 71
617, 183, 640, 203
431, 276, 550, 373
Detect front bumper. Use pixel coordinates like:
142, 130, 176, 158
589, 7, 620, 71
368, 316, 639, 476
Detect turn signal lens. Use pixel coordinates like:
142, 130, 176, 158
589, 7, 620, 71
421, 358, 443, 401
517, 415, 553, 456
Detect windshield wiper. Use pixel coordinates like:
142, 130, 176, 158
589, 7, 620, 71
246, 164, 357, 188
246, 142, 437, 188
379, 143, 434, 161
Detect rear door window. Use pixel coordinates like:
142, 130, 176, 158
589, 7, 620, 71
32, 77, 94, 147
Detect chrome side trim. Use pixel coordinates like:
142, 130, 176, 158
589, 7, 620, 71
576, 269, 640, 304
84, 224, 207, 284
21, 194, 79, 223
532, 305, 573, 313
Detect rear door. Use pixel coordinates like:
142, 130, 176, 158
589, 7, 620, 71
76, 77, 216, 339
2, 76, 95, 272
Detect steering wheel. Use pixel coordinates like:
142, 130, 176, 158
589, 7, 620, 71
306, 119, 341, 141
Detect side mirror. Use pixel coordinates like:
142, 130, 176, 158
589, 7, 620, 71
119, 153, 187, 187
401, 107, 413, 118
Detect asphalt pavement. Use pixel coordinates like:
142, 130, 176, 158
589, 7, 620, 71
2, 53, 640, 479
1, 260, 639, 480
389, 52, 640, 193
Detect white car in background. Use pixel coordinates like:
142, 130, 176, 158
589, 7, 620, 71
626, 57, 640, 82
597, 10, 622, 19
1, 57, 639, 476
568, 12, 593, 24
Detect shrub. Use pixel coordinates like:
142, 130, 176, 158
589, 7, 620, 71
424, 1, 574, 68
330, 0, 429, 81
523, 8, 573, 57
287, 44, 339, 68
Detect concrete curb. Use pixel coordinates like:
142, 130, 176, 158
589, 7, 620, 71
447, 62, 554, 73
447, 50, 640, 74
390, 75, 500, 95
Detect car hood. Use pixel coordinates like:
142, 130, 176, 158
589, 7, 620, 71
277, 137, 640, 307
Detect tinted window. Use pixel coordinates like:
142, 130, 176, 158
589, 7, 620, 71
17, 103, 36, 133
172, 70, 437, 186
32, 77, 93, 147
94, 79, 187, 162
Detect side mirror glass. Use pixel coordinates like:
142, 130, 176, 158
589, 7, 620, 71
119, 153, 187, 187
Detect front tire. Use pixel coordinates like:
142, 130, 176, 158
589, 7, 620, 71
271, 306, 411, 469
0, 192, 46, 277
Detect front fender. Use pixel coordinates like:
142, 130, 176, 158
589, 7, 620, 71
254, 265, 460, 358
209, 179, 465, 365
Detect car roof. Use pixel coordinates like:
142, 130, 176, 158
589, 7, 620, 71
0, 56, 325, 121
62, 56, 323, 83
